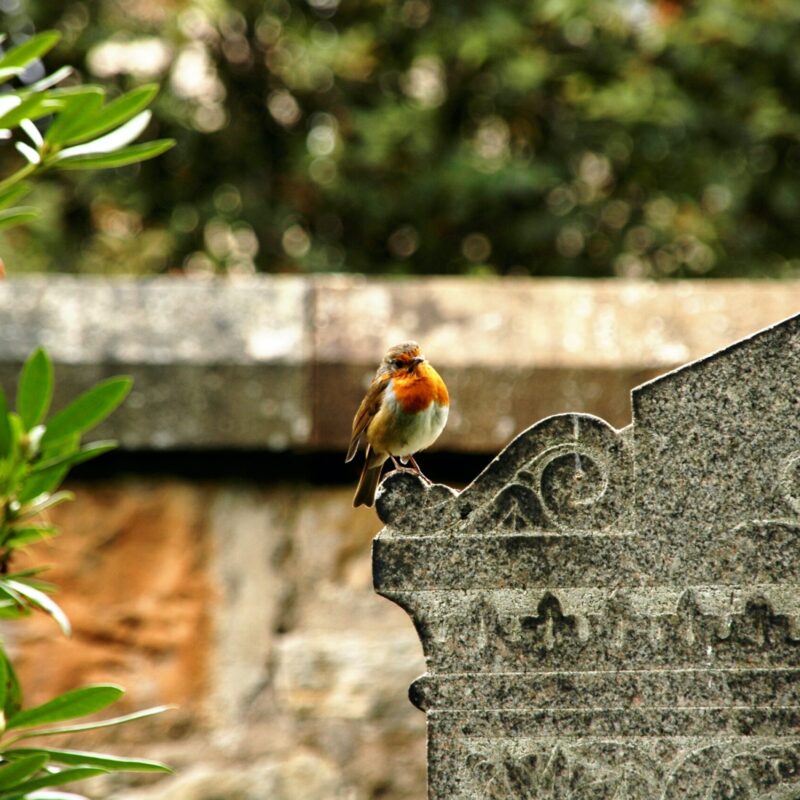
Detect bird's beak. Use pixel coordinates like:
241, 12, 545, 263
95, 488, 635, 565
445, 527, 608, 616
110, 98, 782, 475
410, 356, 425, 367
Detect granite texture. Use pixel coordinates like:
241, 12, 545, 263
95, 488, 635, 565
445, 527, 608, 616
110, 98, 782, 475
373, 312, 800, 799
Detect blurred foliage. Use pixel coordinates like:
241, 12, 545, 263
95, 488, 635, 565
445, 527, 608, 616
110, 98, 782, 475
0, 348, 171, 797
0, 30, 173, 239
3, 0, 800, 277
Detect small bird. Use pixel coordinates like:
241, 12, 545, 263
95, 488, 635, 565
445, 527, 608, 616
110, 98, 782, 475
346, 341, 449, 508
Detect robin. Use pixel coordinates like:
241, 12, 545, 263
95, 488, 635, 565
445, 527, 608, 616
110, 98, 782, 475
346, 341, 449, 508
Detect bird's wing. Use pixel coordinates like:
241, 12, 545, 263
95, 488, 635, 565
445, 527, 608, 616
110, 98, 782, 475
345, 374, 390, 462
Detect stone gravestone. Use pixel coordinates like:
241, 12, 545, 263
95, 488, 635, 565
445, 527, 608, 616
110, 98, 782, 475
372, 313, 800, 799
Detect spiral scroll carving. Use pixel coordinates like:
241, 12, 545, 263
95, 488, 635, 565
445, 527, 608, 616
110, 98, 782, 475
455, 414, 633, 533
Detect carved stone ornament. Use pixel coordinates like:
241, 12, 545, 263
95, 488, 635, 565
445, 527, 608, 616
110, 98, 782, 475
372, 313, 800, 799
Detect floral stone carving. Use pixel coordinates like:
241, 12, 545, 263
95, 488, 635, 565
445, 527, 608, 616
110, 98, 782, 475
372, 313, 800, 799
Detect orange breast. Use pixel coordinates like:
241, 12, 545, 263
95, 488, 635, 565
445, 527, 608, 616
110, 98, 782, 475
393, 363, 448, 413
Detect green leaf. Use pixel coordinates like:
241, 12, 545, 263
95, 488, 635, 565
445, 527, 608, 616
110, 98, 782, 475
0, 754, 47, 788
1, 651, 22, 721
9, 705, 171, 740
17, 468, 70, 506
0, 647, 8, 722
30, 441, 117, 475
6, 685, 124, 732
18, 437, 78, 504
7, 749, 172, 774
16, 490, 74, 520
0, 96, 21, 121
56, 84, 159, 146
17, 349, 53, 431
0, 603, 30, 622
3, 580, 70, 636
0, 95, 61, 129
3, 525, 58, 549
0, 388, 11, 459
54, 111, 152, 160
0, 767, 107, 798
0, 183, 31, 210
0, 67, 22, 82
0, 208, 38, 231
43, 88, 104, 146
24, 65, 72, 93
56, 139, 175, 170
41, 378, 131, 446
0, 32, 61, 72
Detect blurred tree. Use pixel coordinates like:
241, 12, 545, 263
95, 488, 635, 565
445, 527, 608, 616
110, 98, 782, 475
4, 0, 800, 277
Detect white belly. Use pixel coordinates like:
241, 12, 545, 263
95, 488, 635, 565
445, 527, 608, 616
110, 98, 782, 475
375, 384, 449, 456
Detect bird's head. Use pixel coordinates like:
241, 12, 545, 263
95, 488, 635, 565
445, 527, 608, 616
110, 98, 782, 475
381, 341, 426, 376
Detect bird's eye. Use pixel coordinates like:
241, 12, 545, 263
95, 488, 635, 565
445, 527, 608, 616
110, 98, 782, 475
391, 359, 404, 370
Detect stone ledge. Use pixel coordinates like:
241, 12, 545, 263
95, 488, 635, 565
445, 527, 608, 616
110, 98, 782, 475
0, 275, 797, 452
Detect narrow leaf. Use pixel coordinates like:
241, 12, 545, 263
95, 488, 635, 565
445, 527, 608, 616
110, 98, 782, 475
0, 33, 61, 72
30, 441, 117, 475
17, 349, 53, 431
56, 110, 152, 158
3, 580, 70, 636
0, 163, 36, 195
7, 749, 172, 774
41, 378, 131, 446
3, 526, 58, 549
44, 88, 104, 146
0, 603, 31, 621
10, 705, 171, 740
0, 96, 60, 129
24, 66, 72, 93
0, 650, 22, 722
19, 436, 78, 504
0, 183, 31, 210
6, 685, 124, 732
0, 98, 21, 119
0, 767, 107, 797
17, 468, 70, 505
0, 68, 22, 82
17, 491, 74, 520
57, 84, 159, 146
0, 754, 47, 789
0, 207, 38, 231
0, 647, 8, 720
56, 139, 174, 170
20, 119, 43, 148
0, 388, 11, 458
14, 142, 40, 165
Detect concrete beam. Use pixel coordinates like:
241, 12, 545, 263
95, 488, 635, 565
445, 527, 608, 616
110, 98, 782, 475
0, 275, 797, 452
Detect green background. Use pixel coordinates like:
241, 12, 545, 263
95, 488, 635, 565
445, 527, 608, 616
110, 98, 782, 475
4, 0, 800, 278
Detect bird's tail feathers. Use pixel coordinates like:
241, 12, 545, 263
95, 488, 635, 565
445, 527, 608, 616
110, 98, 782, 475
353, 447, 385, 507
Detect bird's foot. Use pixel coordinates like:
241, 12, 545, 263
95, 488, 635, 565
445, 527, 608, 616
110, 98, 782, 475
388, 456, 432, 483
399, 455, 433, 484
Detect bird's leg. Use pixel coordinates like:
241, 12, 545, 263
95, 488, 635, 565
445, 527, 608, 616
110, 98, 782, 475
406, 455, 432, 484
388, 455, 428, 479
388, 456, 413, 474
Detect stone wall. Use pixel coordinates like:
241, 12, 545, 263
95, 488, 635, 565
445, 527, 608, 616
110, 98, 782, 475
0, 276, 798, 799
13, 481, 423, 800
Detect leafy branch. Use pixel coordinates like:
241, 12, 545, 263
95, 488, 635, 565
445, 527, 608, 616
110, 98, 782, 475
0, 31, 175, 232
0, 349, 172, 797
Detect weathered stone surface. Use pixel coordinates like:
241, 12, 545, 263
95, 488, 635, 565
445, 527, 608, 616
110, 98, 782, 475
373, 311, 800, 799
315, 276, 800, 448
110, 753, 354, 800
1, 276, 799, 450
0, 275, 312, 449
11, 481, 425, 799
9, 479, 212, 720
